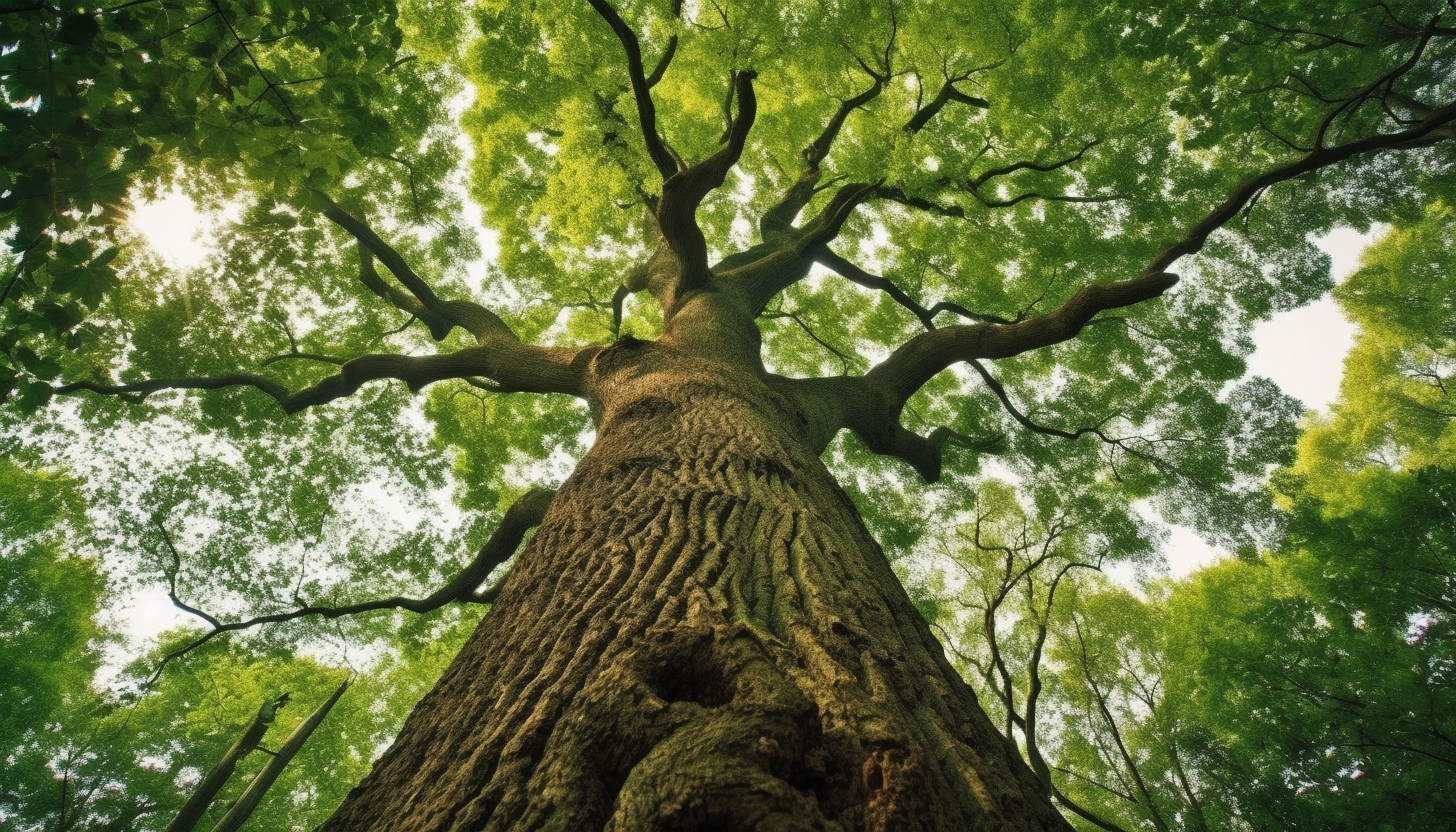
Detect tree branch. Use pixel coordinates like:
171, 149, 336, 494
969, 139, 1101, 188
903, 78, 991, 134
586, 0, 679, 180
816, 248, 938, 329
865, 273, 1180, 408
319, 194, 517, 345
145, 488, 556, 684
54, 345, 586, 412
1312, 16, 1441, 150
644, 0, 683, 89
655, 69, 759, 294
1145, 59, 1456, 278
866, 80, 1456, 415
763, 309, 857, 373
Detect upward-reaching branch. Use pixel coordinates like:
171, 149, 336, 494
586, 0, 680, 180
655, 69, 759, 293
873, 72, 1456, 408
760, 47, 893, 236
825, 80, 1456, 480
903, 75, 992, 134
1142, 90, 1456, 278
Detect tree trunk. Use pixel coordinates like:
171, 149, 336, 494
321, 337, 1069, 831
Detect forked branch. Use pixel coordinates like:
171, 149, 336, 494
587, 0, 680, 180
864, 272, 1181, 407
870, 72, 1456, 414
145, 488, 557, 684
320, 194, 519, 345
903, 78, 991, 134
1144, 51, 1456, 278
656, 69, 759, 291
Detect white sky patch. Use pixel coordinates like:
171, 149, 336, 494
1158, 226, 1376, 579
129, 189, 218, 270
1245, 226, 1372, 414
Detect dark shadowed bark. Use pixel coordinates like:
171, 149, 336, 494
320, 336, 1070, 831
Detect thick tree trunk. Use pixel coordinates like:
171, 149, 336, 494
321, 338, 1069, 831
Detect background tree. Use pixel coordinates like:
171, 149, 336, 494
922, 206, 1456, 832
3, 0, 1455, 829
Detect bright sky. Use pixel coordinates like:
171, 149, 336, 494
1247, 226, 1368, 413
1158, 226, 1371, 577
129, 190, 223, 269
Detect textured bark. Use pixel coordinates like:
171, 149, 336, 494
321, 337, 1070, 831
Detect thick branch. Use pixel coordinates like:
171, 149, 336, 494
656, 69, 759, 293
865, 273, 1180, 407
207, 679, 351, 832
161, 694, 289, 832
759, 76, 887, 236
355, 243, 451, 338
870, 86, 1456, 409
806, 78, 887, 171
904, 81, 990, 134
586, 0, 679, 179
145, 489, 556, 684
796, 180, 881, 253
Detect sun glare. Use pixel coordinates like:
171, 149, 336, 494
128, 189, 214, 270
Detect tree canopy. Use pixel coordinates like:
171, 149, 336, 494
2, 0, 1454, 829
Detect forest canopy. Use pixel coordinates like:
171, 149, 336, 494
2, 0, 1453, 829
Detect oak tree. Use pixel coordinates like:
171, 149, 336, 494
4, 0, 1456, 828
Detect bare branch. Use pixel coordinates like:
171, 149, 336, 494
966, 358, 1117, 442
145, 489, 556, 684
157, 522, 223, 630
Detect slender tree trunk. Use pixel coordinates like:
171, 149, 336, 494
209, 679, 349, 832
322, 338, 1069, 830
163, 695, 287, 832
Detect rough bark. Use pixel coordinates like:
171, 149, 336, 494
321, 336, 1070, 831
